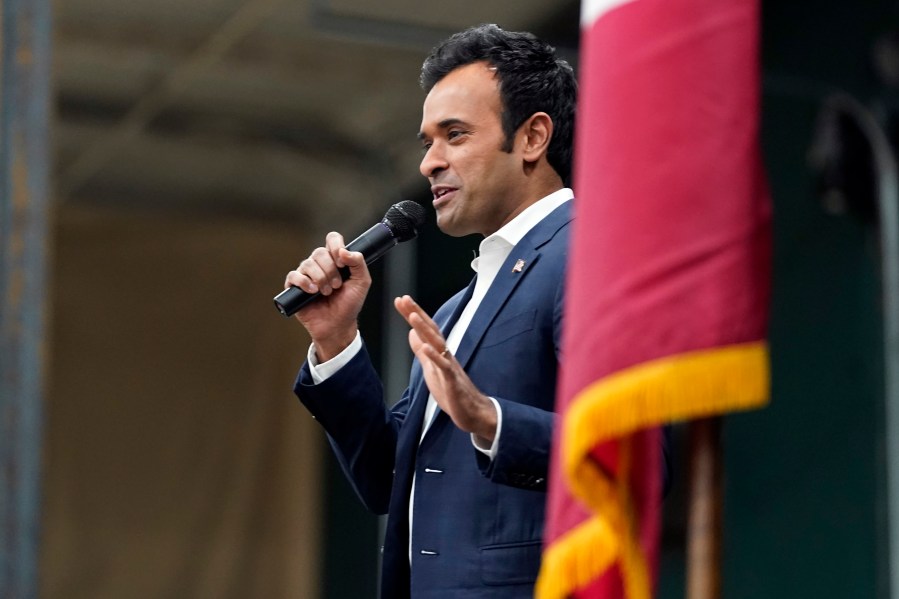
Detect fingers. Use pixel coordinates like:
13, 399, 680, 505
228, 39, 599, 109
394, 295, 437, 329
408, 328, 454, 369
395, 295, 450, 362
394, 295, 437, 334
324, 231, 346, 266
283, 232, 367, 295
298, 247, 338, 294
338, 245, 368, 280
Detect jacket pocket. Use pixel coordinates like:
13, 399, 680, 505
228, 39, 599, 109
479, 539, 541, 586
479, 309, 536, 349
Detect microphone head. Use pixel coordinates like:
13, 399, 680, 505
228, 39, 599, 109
382, 201, 427, 242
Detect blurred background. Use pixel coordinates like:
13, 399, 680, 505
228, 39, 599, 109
3, 0, 899, 596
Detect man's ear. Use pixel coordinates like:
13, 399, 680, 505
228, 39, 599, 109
519, 112, 554, 164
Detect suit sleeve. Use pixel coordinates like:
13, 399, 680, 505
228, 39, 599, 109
294, 342, 409, 515
474, 399, 555, 491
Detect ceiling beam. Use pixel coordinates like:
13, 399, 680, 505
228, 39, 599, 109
57, 0, 286, 200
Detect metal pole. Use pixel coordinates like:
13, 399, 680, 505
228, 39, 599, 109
855, 98, 899, 599
686, 416, 723, 599
870, 106, 899, 599
823, 93, 899, 599
0, 0, 52, 593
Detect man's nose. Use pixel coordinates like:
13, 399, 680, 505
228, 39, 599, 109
419, 144, 448, 178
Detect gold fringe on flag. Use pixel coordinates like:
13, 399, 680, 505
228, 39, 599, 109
537, 341, 769, 599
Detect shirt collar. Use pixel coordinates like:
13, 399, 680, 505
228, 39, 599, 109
471, 187, 573, 273
490, 187, 573, 248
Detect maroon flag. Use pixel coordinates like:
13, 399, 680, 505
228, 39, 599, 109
537, 0, 771, 597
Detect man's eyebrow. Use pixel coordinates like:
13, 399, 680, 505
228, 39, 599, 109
417, 118, 468, 141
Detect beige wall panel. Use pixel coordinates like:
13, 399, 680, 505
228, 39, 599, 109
41, 205, 321, 599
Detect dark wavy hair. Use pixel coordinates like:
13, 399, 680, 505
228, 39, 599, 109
420, 24, 577, 186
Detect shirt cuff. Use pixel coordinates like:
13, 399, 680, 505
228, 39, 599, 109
471, 397, 502, 460
307, 331, 363, 384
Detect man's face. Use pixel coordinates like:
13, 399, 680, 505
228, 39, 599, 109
418, 62, 523, 237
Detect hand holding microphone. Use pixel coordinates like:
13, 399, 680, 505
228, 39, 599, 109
274, 201, 426, 318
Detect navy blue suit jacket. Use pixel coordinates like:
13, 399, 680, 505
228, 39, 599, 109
296, 202, 572, 598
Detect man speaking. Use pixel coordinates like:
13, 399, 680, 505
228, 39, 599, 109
284, 24, 576, 598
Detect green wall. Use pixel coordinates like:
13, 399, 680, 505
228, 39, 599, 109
661, 1, 894, 597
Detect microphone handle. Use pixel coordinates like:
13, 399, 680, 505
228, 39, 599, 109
273, 222, 397, 317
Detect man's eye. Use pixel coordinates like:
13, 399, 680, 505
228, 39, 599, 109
448, 130, 464, 140
421, 142, 432, 153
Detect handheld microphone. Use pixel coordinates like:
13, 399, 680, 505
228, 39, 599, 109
274, 200, 427, 317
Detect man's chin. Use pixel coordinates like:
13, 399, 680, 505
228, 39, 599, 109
435, 216, 468, 238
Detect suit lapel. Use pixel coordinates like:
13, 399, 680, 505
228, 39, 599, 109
452, 248, 538, 370
420, 201, 573, 448
393, 276, 477, 466
453, 201, 572, 371
417, 247, 540, 449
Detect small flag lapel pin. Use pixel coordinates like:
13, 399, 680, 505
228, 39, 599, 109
512, 259, 526, 273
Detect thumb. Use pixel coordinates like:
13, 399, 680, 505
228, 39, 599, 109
339, 248, 370, 281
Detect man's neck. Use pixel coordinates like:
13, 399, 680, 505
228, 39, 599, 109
496, 181, 565, 234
